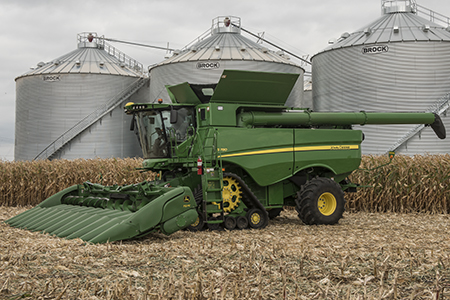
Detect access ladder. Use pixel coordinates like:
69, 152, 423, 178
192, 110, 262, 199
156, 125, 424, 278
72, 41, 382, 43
199, 128, 224, 228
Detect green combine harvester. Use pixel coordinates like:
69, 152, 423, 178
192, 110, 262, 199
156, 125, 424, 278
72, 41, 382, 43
5, 70, 446, 243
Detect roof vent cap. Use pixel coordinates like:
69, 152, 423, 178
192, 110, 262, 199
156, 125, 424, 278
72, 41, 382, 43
340, 32, 350, 39
422, 24, 430, 32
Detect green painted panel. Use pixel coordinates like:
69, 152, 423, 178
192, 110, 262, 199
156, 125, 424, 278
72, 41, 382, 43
166, 82, 201, 105
293, 129, 362, 177
218, 128, 294, 186
211, 70, 299, 105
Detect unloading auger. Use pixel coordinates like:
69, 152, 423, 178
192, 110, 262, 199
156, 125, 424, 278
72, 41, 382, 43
5, 70, 446, 243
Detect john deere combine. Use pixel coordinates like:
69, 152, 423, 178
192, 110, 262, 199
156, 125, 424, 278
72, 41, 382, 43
5, 70, 446, 243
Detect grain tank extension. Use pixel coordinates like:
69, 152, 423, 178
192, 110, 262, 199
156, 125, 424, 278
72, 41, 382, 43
5, 70, 446, 243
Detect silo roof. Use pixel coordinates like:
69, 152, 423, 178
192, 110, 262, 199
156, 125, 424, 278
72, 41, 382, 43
155, 16, 298, 67
17, 33, 144, 80
314, 10, 450, 57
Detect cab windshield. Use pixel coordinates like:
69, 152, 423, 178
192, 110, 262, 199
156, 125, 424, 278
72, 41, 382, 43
135, 107, 195, 158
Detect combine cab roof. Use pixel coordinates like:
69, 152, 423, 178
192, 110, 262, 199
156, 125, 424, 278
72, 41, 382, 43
167, 70, 299, 106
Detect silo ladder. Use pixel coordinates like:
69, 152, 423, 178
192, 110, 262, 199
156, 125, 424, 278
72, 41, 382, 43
34, 77, 149, 160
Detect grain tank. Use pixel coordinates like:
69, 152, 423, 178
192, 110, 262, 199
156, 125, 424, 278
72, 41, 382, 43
311, 0, 450, 154
149, 16, 305, 107
15, 32, 150, 160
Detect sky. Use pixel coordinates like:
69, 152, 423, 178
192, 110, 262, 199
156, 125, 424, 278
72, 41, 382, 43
1, 0, 449, 161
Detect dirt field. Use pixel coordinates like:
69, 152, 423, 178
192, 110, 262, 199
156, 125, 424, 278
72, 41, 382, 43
1, 206, 449, 299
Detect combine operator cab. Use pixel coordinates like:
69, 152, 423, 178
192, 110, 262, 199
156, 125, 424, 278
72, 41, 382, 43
133, 106, 196, 159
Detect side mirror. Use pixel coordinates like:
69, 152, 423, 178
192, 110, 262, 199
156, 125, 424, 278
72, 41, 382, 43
170, 107, 178, 124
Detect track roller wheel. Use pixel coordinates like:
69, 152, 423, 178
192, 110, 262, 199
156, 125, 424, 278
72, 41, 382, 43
187, 214, 204, 232
223, 216, 237, 230
246, 208, 267, 229
296, 177, 345, 225
236, 216, 248, 229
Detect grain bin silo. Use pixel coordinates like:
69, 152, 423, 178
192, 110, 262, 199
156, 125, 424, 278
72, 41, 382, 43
15, 33, 150, 161
149, 16, 305, 107
311, 0, 450, 154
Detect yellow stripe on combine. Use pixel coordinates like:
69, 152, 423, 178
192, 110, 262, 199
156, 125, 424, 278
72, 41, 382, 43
220, 145, 359, 158
294, 145, 359, 151
221, 147, 293, 158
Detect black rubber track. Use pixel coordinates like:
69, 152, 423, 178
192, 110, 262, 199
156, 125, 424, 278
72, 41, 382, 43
223, 172, 269, 228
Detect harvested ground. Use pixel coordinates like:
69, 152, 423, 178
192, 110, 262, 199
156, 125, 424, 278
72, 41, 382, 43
1, 206, 449, 299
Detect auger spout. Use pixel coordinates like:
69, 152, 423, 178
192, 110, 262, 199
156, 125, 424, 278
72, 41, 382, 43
237, 111, 445, 139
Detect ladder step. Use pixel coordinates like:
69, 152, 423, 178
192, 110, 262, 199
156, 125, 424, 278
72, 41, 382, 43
206, 188, 222, 192
205, 219, 223, 224
207, 209, 223, 214
205, 199, 222, 203
206, 177, 221, 181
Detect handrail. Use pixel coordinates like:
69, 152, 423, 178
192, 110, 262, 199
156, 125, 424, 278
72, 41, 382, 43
180, 28, 212, 52
34, 77, 149, 160
416, 4, 450, 27
77, 33, 145, 75
102, 42, 144, 74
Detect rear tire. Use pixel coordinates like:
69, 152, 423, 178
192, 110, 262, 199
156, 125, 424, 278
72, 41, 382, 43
296, 177, 345, 225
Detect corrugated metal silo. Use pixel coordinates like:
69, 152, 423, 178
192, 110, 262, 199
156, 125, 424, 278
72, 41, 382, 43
149, 17, 305, 107
311, 1, 450, 154
15, 33, 150, 161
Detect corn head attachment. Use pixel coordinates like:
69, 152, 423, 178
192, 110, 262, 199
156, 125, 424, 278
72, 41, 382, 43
5, 181, 197, 243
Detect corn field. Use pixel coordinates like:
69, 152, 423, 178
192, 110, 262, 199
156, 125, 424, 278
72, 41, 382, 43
0, 155, 449, 212
0, 158, 152, 207
347, 154, 450, 214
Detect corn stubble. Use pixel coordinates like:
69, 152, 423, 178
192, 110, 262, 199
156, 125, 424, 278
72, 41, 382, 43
1, 208, 449, 299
